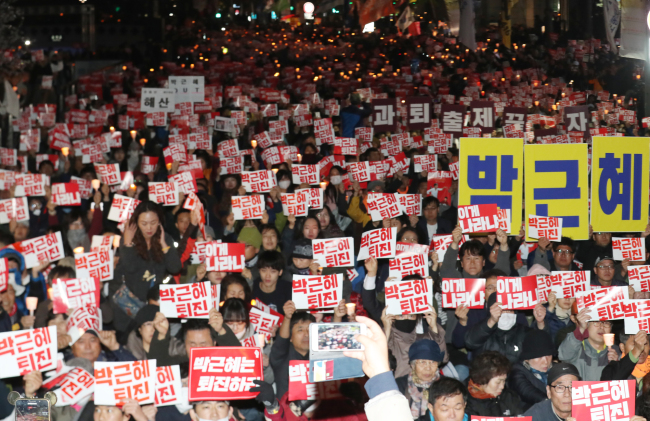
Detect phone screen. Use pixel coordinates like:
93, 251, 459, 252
315, 323, 364, 351
16, 399, 49, 421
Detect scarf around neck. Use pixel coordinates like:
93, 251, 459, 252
467, 379, 496, 400
408, 371, 439, 418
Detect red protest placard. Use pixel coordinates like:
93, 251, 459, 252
13, 232, 65, 269
205, 242, 245, 272
155, 365, 183, 406
292, 164, 320, 185
572, 380, 635, 421
367, 193, 401, 221
471, 418, 531, 421
385, 278, 433, 315
288, 360, 352, 401
389, 254, 428, 279
292, 274, 343, 310
496, 276, 539, 310
629, 265, 650, 292
441, 278, 486, 308
52, 183, 81, 206
427, 171, 453, 205
94, 360, 157, 405
550, 271, 590, 298
312, 238, 354, 268
358, 227, 397, 260
458, 204, 499, 233
528, 215, 563, 241
51, 278, 100, 314
396, 242, 429, 256
51, 367, 95, 406
148, 182, 179, 206
188, 347, 264, 401
612, 237, 646, 261
74, 248, 114, 282
241, 171, 276, 193
0, 326, 57, 378
141, 156, 159, 174
159, 281, 219, 319
575, 287, 629, 321
231, 195, 264, 220
281, 192, 309, 217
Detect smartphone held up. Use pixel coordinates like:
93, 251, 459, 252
310, 323, 366, 352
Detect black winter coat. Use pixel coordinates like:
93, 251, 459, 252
465, 386, 524, 417
464, 317, 531, 363
508, 362, 548, 411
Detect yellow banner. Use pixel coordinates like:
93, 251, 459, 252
524, 144, 590, 241
591, 136, 650, 232
458, 138, 524, 234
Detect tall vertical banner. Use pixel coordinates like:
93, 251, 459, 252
524, 144, 589, 241
619, 0, 647, 60
459, 138, 523, 235
591, 137, 649, 232
500, 0, 519, 49
603, 0, 621, 52
458, 0, 477, 51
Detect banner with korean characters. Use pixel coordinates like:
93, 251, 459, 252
629, 266, 650, 292
67, 306, 102, 344
241, 171, 276, 193
295, 188, 323, 210
288, 360, 352, 401
388, 253, 428, 279
548, 271, 590, 299
188, 347, 264, 401
572, 380, 635, 421
358, 227, 397, 260
312, 238, 354, 268
159, 281, 220, 319
0, 326, 57, 378
385, 277, 433, 315
622, 299, 650, 333
591, 137, 649, 232
14, 174, 49, 196
51, 367, 95, 406
575, 287, 629, 321
612, 237, 646, 262
94, 360, 156, 405
231, 195, 264, 220
458, 204, 500, 233
495, 276, 539, 310
528, 215, 563, 241
74, 248, 114, 282
12, 232, 65, 269
292, 164, 320, 185
281, 192, 309, 217
107, 195, 141, 223
155, 365, 183, 406
52, 183, 81, 206
51, 278, 100, 314
249, 305, 282, 341
0, 197, 29, 224
367, 193, 401, 221
441, 278, 486, 308
292, 274, 343, 310
149, 182, 179, 206
205, 242, 245, 272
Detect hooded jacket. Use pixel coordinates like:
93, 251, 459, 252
508, 362, 549, 410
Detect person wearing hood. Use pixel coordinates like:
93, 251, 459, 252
508, 330, 556, 410
0, 248, 48, 315
465, 351, 523, 417
395, 339, 445, 421
464, 291, 548, 363
238, 224, 263, 285
126, 304, 184, 361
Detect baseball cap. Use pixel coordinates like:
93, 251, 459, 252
594, 256, 615, 266
547, 362, 581, 385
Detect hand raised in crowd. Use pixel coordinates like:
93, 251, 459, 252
429, 250, 439, 269
343, 315, 391, 379
533, 302, 546, 329
547, 290, 558, 312
309, 261, 320, 275
190, 205, 201, 226
408, 214, 419, 228
195, 263, 207, 281
283, 300, 296, 319
423, 304, 438, 334
455, 305, 469, 326
450, 225, 463, 249
159, 225, 169, 250
514, 224, 525, 241
495, 228, 508, 251
380, 307, 395, 337
333, 299, 347, 322
141, 405, 158, 421
486, 301, 503, 328
576, 307, 591, 334
122, 399, 150, 421
238, 185, 247, 196
23, 370, 43, 397
123, 222, 137, 246
99, 330, 120, 351
208, 307, 226, 335
153, 311, 169, 339
225, 212, 235, 230
632, 330, 648, 358
261, 210, 269, 224
606, 346, 620, 362
364, 256, 378, 277
287, 214, 296, 229
538, 236, 552, 251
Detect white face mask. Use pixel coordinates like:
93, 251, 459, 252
498, 312, 517, 331
330, 175, 342, 185
279, 180, 291, 189
235, 329, 246, 340
32, 209, 41, 216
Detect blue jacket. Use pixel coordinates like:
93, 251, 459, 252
340, 103, 372, 138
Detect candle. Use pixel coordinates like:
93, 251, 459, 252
251, 139, 257, 149
73, 247, 85, 255
26, 297, 38, 312
130, 130, 136, 140
604, 333, 615, 347
109, 126, 115, 133
113, 235, 121, 248
346, 303, 356, 316
139, 138, 146, 147
166, 163, 172, 170
256, 334, 266, 348
297, 153, 302, 163
130, 184, 136, 190
91, 179, 101, 190
272, 168, 279, 174
320, 181, 327, 189
61, 147, 69, 157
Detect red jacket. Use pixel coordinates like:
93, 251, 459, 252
264, 393, 367, 421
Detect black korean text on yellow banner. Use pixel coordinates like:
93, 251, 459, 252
591, 136, 650, 232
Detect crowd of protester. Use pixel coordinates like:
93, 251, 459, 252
1, 11, 650, 421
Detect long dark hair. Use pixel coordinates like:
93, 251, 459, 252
129, 201, 165, 263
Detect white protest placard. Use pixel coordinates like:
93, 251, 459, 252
231, 195, 264, 220
358, 227, 397, 260
52, 367, 95, 407
385, 278, 433, 315
66, 307, 102, 345
94, 360, 157, 405
576, 287, 629, 321
169, 171, 198, 195
312, 238, 354, 268
13, 232, 65, 269
292, 274, 343, 310
612, 237, 646, 261
242, 171, 276, 193
413, 155, 437, 173
94, 163, 121, 186
107, 194, 141, 223
140, 88, 176, 112
0, 197, 29, 224
528, 215, 563, 241
149, 182, 179, 206
249, 306, 281, 341
396, 194, 422, 216
155, 365, 183, 406
75, 248, 114, 282
550, 271, 590, 299
14, 174, 48, 196
168, 76, 205, 103
629, 266, 650, 292
281, 192, 309, 217
159, 281, 219, 319
91, 235, 116, 251
367, 193, 401, 221
388, 254, 428, 279
292, 164, 320, 185
51, 278, 100, 314
0, 326, 57, 378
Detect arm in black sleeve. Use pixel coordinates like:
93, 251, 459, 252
464, 317, 497, 351
600, 354, 637, 381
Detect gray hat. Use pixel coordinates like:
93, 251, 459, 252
367, 180, 385, 192
594, 256, 615, 266
292, 238, 313, 259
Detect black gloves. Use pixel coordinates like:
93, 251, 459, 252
250, 379, 276, 407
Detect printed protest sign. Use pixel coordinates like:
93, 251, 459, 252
612, 237, 646, 261
528, 215, 563, 241
458, 204, 499, 233
385, 277, 433, 315
159, 281, 219, 319
312, 238, 354, 268
51, 278, 100, 314
74, 248, 114, 282
571, 380, 635, 421
94, 360, 157, 405
0, 326, 57, 378
358, 227, 397, 260
205, 242, 245, 272
231, 195, 264, 220
155, 365, 183, 406
441, 278, 486, 308
495, 276, 539, 310
292, 274, 343, 310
